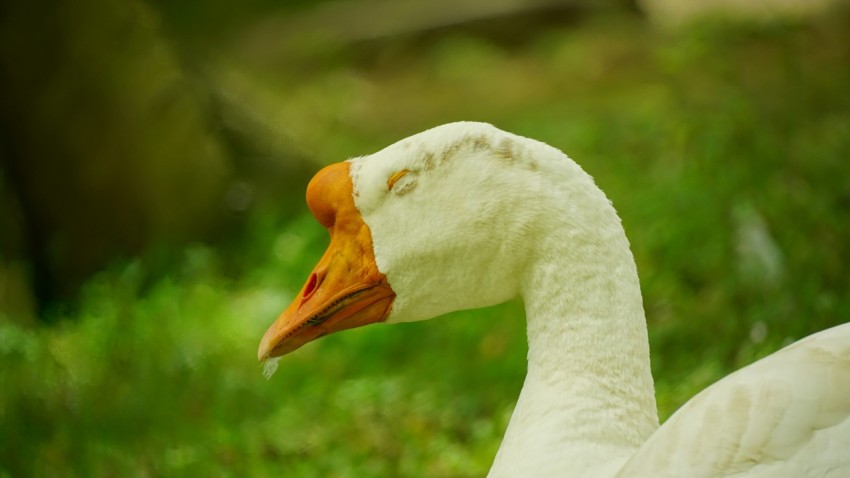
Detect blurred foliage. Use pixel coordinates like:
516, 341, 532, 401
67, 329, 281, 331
2, 2, 850, 477
0, 0, 231, 308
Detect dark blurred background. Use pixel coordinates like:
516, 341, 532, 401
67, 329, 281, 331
1, 0, 849, 476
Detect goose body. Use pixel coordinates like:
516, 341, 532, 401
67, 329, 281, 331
259, 122, 850, 477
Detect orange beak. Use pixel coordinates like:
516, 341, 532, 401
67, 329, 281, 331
258, 162, 395, 361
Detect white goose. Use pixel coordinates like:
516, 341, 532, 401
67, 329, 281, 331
258, 122, 850, 477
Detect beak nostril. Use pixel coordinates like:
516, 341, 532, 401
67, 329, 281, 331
303, 273, 319, 299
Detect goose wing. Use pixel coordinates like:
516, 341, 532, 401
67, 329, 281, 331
617, 322, 850, 478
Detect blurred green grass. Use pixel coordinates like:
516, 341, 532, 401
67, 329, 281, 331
3, 11, 850, 477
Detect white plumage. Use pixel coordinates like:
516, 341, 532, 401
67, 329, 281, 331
618, 325, 850, 477
262, 121, 850, 477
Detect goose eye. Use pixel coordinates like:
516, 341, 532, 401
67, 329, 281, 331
387, 169, 417, 196
387, 170, 409, 191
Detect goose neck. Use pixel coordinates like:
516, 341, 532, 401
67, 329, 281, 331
489, 205, 659, 477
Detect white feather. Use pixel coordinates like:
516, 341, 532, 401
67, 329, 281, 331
345, 122, 850, 477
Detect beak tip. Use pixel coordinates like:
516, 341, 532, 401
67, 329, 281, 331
257, 335, 275, 362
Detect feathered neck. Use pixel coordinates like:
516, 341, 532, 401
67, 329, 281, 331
351, 122, 660, 476
488, 162, 659, 477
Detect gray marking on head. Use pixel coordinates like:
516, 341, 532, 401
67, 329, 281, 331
471, 134, 492, 151
413, 131, 535, 173
421, 151, 436, 170
494, 137, 515, 161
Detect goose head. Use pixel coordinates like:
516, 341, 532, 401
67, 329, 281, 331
258, 122, 563, 360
